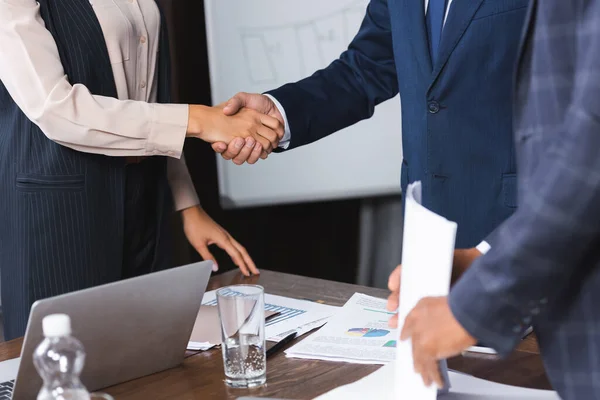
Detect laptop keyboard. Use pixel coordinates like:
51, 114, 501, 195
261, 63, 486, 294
0, 380, 14, 399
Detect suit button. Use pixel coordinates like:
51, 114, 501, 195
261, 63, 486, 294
428, 101, 440, 114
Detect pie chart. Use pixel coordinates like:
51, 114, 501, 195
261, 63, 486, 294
346, 328, 390, 338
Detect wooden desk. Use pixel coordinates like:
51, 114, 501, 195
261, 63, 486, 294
0, 270, 551, 399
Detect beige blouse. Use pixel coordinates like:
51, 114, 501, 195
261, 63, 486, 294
0, 0, 199, 211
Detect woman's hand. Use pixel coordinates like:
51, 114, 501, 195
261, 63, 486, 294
181, 205, 259, 276
187, 105, 282, 154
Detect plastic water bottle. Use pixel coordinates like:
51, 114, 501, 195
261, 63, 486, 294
33, 314, 90, 400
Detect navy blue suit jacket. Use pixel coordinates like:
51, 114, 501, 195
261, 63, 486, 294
450, 1, 600, 397
268, 0, 528, 248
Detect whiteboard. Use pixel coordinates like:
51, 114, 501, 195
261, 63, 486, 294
205, 0, 402, 208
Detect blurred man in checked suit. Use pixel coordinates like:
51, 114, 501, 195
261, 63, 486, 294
391, 1, 600, 398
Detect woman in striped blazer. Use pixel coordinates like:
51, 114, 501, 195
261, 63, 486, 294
0, 0, 281, 340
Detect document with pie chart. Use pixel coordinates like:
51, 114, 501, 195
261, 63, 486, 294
285, 293, 399, 364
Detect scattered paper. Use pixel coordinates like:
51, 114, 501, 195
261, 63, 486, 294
395, 182, 456, 398
314, 362, 559, 399
199, 290, 338, 345
187, 304, 279, 351
187, 305, 223, 350
187, 341, 215, 351
285, 293, 398, 364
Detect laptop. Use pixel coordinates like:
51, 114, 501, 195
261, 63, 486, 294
0, 261, 213, 400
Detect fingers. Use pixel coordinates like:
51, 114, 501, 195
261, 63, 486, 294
431, 362, 445, 389
230, 237, 259, 275
194, 244, 218, 272
257, 125, 279, 150
223, 92, 248, 116
388, 265, 402, 292
386, 265, 401, 313
252, 130, 273, 154
247, 142, 263, 164
212, 142, 227, 154
412, 341, 429, 387
219, 138, 245, 160
216, 236, 250, 276
410, 325, 434, 388
387, 294, 399, 313
259, 113, 285, 140
402, 299, 447, 390
214, 138, 264, 165
232, 137, 256, 165
413, 344, 443, 389
388, 313, 398, 328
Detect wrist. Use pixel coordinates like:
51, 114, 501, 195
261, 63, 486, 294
187, 105, 210, 139
452, 248, 482, 283
180, 204, 202, 218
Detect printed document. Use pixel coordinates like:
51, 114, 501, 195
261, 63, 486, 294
198, 290, 338, 347
285, 293, 398, 364
395, 182, 457, 399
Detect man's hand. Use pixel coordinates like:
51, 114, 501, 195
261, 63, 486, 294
400, 296, 476, 388
181, 205, 259, 276
386, 265, 401, 328
212, 92, 286, 164
187, 105, 282, 154
386, 247, 483, 328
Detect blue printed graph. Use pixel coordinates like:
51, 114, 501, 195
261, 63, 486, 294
205, 288, 307, 327
346, 328, 390, 338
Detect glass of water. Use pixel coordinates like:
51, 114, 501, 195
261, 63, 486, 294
216, 285, 266, 388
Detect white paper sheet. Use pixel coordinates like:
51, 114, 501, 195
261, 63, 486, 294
395, 182, 457, 399
201, 290, 338, 343
285, 293, 398, 364
315, 362, 559, 400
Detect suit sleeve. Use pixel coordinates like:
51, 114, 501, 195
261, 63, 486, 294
448, 3, 600, 357
266, 0, 398, 150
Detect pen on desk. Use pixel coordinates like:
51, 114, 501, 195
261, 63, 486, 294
266, 332, 297, 359
465, 345, 498, 355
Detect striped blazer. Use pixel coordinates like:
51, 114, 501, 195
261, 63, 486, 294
0, 0, 174, 340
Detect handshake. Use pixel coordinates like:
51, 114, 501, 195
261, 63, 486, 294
186, 92, 284, 165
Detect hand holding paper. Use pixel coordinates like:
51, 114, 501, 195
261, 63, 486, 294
395, 183, 477, 389
394, 181, 457, 399
400, 296, 476, 388
386, 248, 483, 329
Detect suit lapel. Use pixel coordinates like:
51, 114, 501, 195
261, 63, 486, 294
515, 0, 537, 77
430, 0, 485, 85
399, 0, 433, 73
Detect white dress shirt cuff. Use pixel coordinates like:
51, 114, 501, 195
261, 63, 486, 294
147, 103, 189, 158
264, 94, 291, 149
476, 241, 491, 255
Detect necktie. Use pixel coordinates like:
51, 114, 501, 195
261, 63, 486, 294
426, 0, 447, 65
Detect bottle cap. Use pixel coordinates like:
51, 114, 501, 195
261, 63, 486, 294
42, 314, 72, 338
